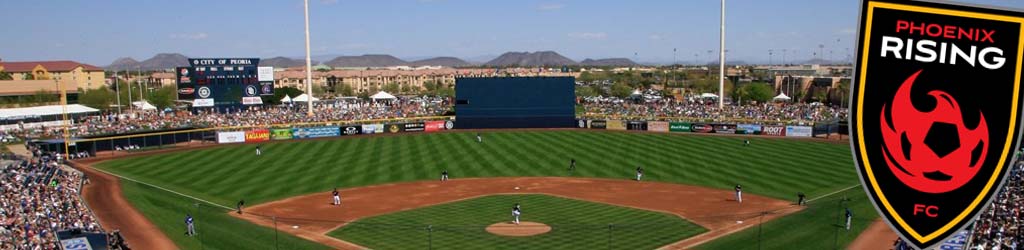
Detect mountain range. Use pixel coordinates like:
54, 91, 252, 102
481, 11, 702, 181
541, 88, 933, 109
104, 51, 641, 70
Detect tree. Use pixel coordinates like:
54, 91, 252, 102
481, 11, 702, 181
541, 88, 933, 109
576, 86, 600, 97
146, 86, 176, 109
336, 84, 355, 97
833, 81, 850, 108
610, 82, 633, 98
734, 83, 774, 104
401, 84, 413, 94
23, 73, 35, 80
311, 84, 325, 96
0, 70, 12, 80
78, 87, 114, 109
29, 89, 57, 104
383, 83, 400, 94
265, 86, 304, 105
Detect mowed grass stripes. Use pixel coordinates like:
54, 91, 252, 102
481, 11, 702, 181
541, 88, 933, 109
96, 130, 861, 249
329, 194, 705, 250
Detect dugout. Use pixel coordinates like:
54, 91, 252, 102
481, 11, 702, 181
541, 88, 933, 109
454, 77, 576, 129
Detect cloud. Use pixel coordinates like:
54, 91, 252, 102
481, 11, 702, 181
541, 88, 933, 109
538, 3, 565, 11
169, 32, 209, 40
568, 32, 607, 40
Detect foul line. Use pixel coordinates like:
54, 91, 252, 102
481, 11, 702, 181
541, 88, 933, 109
90, 167, 234, 210
807, 184, 862, 203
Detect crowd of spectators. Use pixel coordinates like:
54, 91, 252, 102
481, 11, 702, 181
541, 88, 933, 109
967, 157, 1022, 249
0, 151, 106, 249
4, 93, 854, 140
12, 96, 452, 139
580, 96, 848, 123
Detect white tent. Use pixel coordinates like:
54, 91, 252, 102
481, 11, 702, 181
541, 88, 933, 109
132, 101, 157, 110
370, 91, 397, 101
630, 90, 642, 96
772, 93, 792, 101
0, 104, 99, 120
292, 94, 320, 102
280, 95, 292, 103
700, 93, 719, 98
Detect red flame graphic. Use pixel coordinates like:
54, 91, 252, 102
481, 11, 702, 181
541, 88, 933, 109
880, 70, 988, 194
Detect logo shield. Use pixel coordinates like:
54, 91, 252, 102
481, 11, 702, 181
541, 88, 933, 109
851, 1, 1024, 248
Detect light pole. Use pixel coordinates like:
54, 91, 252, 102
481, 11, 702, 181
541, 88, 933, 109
718, 0, 725, 109
114, 71, 122, 114
303, 0, 314, 117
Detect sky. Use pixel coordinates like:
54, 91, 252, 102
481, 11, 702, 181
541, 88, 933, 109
1, 0, 1022, 66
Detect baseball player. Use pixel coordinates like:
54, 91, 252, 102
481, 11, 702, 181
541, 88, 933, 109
797, 192, 806, 206
635, 166, 643, 181
237, 199, 245, 214
845, 208, 853, 230
185, 213, 195, 236
441, 170, 449, 181
569, 159, 576, 172
735, 185, 743, 203
332, 188, 341, 206
744, 139, 750, 146
256, 146, 262, 156
476, 133, 482, 143
512, 203, 522, 225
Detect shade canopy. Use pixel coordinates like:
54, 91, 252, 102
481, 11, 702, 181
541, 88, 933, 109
280, 95, 292, 103
772, 93, 792, 101
370, 91, 397, 100
292, 94, 320, 102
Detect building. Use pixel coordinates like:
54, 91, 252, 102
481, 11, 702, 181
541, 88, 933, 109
274, 67, 578, 96
0, 60, 106, 89
0, 79, 80, 107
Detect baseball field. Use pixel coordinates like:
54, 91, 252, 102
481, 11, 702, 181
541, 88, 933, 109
86, 130, 875, 249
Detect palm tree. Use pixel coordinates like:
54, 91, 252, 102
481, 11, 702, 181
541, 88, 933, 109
833, 82, 850, 108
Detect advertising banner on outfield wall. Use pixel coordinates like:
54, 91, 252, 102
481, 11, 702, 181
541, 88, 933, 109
691, 123, 714, 133
627, 121, 647, 131
270, 129, 292, 140
737, 124, 763, 134
669, 122, 691, 132
386, 123, 403, 133
647, 121, 669, 132
425, 121, 446, 132
607, 120, 626, 130
403, 122, 426, 132
588, 120, 607, 129
762, 125, 786, 136
292, 126, 340, 138
712, 124, 737, 134
217, 131, 246, 144
785, 126, 813, 137
245, 129, 270, 142
341, 126, 361, 136
360, 123, 376, 134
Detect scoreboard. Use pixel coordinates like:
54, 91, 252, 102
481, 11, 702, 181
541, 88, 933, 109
176, 58, 274, 107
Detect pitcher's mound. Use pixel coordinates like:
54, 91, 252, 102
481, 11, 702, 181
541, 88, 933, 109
485, 221, 551, 236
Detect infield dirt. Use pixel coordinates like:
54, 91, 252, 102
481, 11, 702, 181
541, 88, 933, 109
234, 177, 802, 249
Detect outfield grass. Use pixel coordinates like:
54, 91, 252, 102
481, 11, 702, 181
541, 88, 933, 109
330, 194, 705, 249
96, 130, 862, 249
